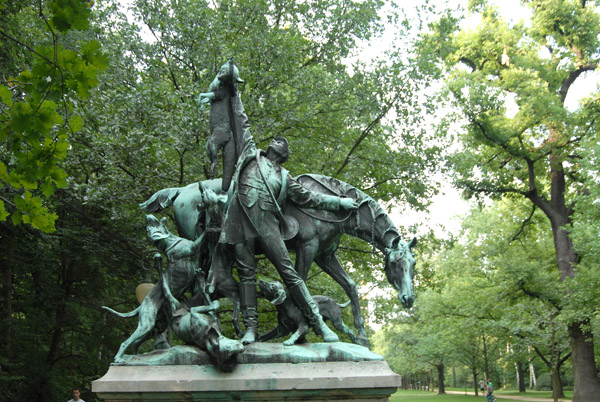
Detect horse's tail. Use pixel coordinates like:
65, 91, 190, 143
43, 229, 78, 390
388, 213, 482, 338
139, 187, 183, 212
338, 300, 351, 309
101, 305, 142, 318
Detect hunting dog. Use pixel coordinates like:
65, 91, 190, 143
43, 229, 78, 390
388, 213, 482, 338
161, 270, 244, 370
257, 280, 356, 346
102, 215, 207, 362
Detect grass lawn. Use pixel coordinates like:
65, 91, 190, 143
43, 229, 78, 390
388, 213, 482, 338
495, 390, 573, 399
389, 390, 504, 402
389, 389, 573, 401
444, 387, 573, 400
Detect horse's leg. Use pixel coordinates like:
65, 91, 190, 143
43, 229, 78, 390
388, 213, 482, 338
294, 237, 320, 280
314, 253, 369, 347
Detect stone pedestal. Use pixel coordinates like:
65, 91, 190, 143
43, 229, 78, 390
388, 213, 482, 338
92, 343, 400, 401
93, 360, 399, 401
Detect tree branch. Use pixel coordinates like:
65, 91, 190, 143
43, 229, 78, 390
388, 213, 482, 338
336, 96, 398, 176
116, 163, 137, 179
510, 204, 536, 243
459, 57, 476, 72
532, 345, 551, 367
558, 351, 572, 367
517, 279, 562, 310
559, 63, 598, 104
460, 181, 526, 197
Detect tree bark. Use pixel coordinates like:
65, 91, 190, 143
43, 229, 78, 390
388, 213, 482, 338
452, 366, 457, 388
516, 361, 526, 392
1, 261, 11, 352
530, 151, 600, 400
430, 368, 435, 392
551, 367, 565, 401
529, 346, 537, 390
36, 256, 72, 402
482, 334, 490, 381
569, 321, 600, 401
437, 363, 446, 394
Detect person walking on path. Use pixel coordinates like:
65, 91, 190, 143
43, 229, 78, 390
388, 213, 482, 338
487, 380, 494, 402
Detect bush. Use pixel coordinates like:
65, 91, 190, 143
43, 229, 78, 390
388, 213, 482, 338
535, 373, 552, 391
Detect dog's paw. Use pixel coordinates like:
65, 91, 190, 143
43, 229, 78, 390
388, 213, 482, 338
113, 356, 127, 364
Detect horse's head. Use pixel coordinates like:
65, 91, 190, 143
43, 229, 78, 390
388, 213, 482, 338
384, 237, 417, 309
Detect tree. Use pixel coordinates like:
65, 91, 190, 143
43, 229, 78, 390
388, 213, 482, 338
380, 197, 576, 400
84, 0, 439, 341
421, 1, 600, 399
2, 1, 439, 400
0, 0, 107, 233
441, 199, 573, 400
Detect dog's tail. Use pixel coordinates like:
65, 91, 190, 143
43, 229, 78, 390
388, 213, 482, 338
337, 301, 351, 309
139, 187, 183, 212
101, 305, 142, 318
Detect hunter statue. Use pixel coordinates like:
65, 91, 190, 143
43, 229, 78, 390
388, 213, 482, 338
102, 58, 417, 371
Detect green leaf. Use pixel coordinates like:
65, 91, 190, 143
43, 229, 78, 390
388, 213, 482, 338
70, 114, 84, 132
0, 85, 12, 105
50, 0, 91, 32
11, 210, 22, 226
40, 179, 56, 197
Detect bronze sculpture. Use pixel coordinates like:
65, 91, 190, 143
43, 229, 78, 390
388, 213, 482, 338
257, 280, 357, 345
214, 135, 358, 345
197, 58, 250, 191
141, 174, 416, 348
106, 59, 417, 369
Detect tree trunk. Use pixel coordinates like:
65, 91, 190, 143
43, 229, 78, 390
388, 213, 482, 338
472, 367, 478, 395
430, 368, 435, 392
1, 261, 11, 351
36, 257, 72, 402
529, 347, 537, 390
437, 363, 446, 394
452, 366, 457, 388
536, 155, 600, 401
482, 334, 490, 381
516, 361, 526, 392
569, 321, 600, 401
551, 367, 565, 402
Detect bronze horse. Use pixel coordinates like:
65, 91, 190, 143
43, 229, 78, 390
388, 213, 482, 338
140, 175, 416, 347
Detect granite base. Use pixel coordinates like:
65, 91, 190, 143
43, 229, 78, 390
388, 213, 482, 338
93, 360, 400, 401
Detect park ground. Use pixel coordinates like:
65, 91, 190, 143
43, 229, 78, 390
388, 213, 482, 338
390, 389, 573, 402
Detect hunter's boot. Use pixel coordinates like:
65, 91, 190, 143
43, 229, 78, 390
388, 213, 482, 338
289, 282, 339, 343
239, 281, 258, 345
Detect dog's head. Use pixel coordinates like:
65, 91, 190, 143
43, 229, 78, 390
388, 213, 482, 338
146, 215, 173, 253
258, 280, 287, 305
